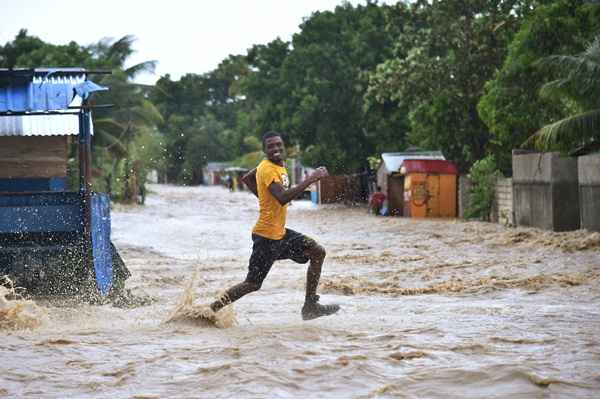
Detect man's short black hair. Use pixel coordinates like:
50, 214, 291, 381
262, 131, 282, 148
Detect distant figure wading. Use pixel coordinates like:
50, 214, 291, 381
210, 131, 340, 320
369, 186, 387, 216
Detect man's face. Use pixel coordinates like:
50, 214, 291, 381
264, 136, 286, 164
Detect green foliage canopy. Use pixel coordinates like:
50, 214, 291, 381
367, 0, 533, 172
526, 35, 600, 151
478, 0, 600, 170
0, 30, 161, 201
5, 0, 599, 190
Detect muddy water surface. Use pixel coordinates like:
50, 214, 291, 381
2, 184, 600, 398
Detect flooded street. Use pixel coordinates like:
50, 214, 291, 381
2, 184, 600, 398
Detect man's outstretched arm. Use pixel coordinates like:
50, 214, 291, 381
242, 168, 258, 197
268, 167, 328, 206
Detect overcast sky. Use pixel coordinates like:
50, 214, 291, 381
0, 0, 373, 84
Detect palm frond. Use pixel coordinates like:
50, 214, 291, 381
538, 78, 571, 100
125, 61, 157, 79
583, 36, 600, 60
126, 100, 164, 126
536, 54, 582, 74
95, 129, 129, 157
525, 108, 600, 150
537, 35, 600, 106
139, 99, 164, 124
93, 118, 127, 134
107, 35, 136, 67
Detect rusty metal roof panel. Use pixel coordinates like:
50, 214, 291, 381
402, 159, 458, 175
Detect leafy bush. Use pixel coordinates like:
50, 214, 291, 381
465, 155, 501, 221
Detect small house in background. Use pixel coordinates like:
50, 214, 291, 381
202, 162, 232, 185
377, 151, 445, 215
224, 166, 249, 191
401, 159, 458, 218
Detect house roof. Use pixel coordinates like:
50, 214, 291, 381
0, 69, 88, 113
224, 166, 249, 172
205, 162, 232, 172
0, 113, 89, 137
402, 159, 458, 175
380, 151, 445, 173
0, 68, 104, 137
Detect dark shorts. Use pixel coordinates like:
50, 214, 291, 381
246, 229, 317, 286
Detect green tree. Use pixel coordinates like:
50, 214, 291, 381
368, 0, 533, 172
152, 73, 209, 120
182, 115, 230, 184
84, 35, 162, 201
478, 0, 600, 171
1, 29, 84, 67
465, 155, 501, 220
1, 31, 162, 202
151, 55, 250, 183
275, 2, 404, 172
241, 38, 291, 137
526, 35, 600, 151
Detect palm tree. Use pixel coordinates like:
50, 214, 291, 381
526, 36, 600, 151
87, 36, 163, 201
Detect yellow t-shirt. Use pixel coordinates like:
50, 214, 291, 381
252, 159, 290, 240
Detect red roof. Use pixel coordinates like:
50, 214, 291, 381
401, 159, 458, 175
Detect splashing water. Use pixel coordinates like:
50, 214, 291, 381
165, 270, 237, 329
6, 185, 599, 398
0, 278, 46, 330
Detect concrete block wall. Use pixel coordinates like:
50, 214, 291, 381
512, 151, 580, 231
458, 175, 472, 219
491, 178, 514, 226
578, 154, 600, 231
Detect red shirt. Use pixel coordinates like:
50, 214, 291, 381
370, 192, 386, 207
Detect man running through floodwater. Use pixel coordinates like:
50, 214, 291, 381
210, 131, 340, 320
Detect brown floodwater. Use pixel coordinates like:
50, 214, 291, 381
1, 184, 600, 398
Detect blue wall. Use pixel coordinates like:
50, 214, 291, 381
0, 192, 82, 233
0, 178, 67, 192
91, 193, 113, 295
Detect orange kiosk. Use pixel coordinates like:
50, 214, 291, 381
401, 159, 458, 218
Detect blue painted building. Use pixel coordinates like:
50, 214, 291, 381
0, 68, 128, 296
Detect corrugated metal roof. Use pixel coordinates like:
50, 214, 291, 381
0, 112, 93, 137
0, 70, 96, 136
0, 68, 87, 78
381, 151, 446, 173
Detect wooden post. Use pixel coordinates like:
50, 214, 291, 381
78, 105, 93, 275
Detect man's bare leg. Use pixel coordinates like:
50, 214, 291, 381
302, 243, 340, 320
210, 281, 260, 312
305, 244, 325, 301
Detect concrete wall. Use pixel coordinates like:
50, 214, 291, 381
458, 175, 472, 219
579, 153, 600, 231
512, 151, 579, 231
491, 178, 514, 226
